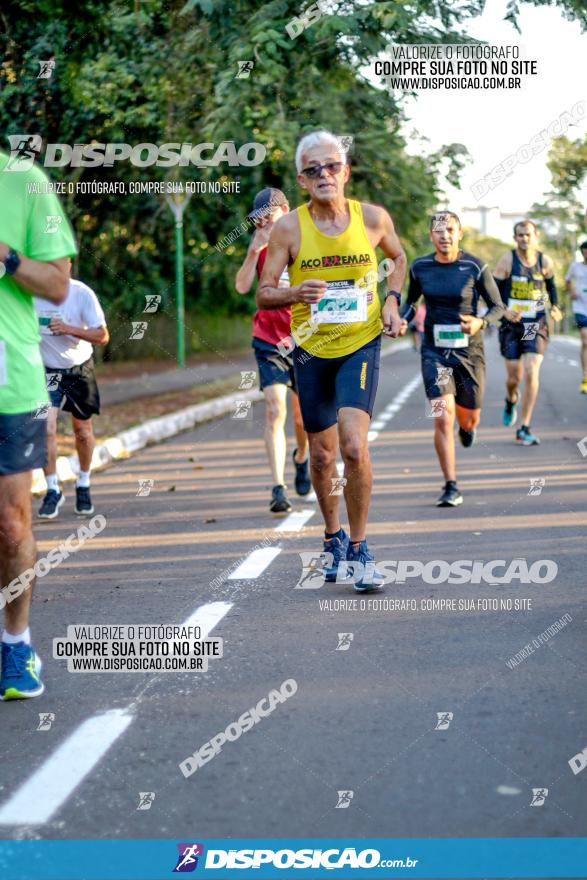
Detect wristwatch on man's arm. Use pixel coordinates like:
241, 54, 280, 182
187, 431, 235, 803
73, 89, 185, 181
1, 249, 21, 275
384, 290, 401, 307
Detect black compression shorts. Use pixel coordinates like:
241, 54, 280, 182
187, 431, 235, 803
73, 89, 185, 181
421, 338, 485, 410
293, 335, 381, 433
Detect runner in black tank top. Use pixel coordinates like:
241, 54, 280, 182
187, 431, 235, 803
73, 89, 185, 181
400, 212, 504, 507
493, 220, 561, 446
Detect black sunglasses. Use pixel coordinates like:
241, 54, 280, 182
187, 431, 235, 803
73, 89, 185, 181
300, 161, 345, 178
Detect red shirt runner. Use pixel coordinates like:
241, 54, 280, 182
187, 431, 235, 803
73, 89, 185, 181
251, 247, 292, 346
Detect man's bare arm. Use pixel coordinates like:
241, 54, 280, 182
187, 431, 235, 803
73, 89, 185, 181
493, 251, 512, 280
49, 319, 109, 345
256, 217, 298, 309
0, 243, 70, 303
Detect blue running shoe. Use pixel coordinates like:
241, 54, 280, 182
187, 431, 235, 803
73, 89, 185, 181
346, 540, 384, 593
0, 642, 44, 700
502, 397, 518, 427
516, 426, 540, 446
323, 529, 349, 582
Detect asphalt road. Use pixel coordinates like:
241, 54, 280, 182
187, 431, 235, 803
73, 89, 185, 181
0, 334, 585, 855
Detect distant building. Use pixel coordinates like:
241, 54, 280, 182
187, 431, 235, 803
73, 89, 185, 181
460, 205, 528, 243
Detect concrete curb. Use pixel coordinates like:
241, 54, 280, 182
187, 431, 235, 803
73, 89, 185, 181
31, 388, 263, 495
31, 340, 411, 495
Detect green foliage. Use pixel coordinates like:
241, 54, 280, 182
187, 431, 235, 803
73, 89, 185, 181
1, 0, 583, 359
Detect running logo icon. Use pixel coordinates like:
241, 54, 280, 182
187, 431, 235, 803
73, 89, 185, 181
129, 321, 148, 340
143, 294, 161, 313
428, 399, 447, 418
236, 61, 254, 78
136, 792, 156, 811
232, 400, 252, 419
137, 479, 155, 497
335, 790, 354, 809
522, 323, 539, 341
435, 712, 453, 730
37, 59, 55, 79
330, 476, 347, 496
436, 366, 453, 387
173, 843, 204, 873
45, 215, 62, 234
336, 633, 354, 651
37, 712, 55, 731
528, 478, 545, 496
239, 371, 256, 390
294, 551, 331, 589
6, 134, 42, 170
530, 787, 548, 806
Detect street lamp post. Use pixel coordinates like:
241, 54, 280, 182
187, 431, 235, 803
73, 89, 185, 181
165, 191, 192, 369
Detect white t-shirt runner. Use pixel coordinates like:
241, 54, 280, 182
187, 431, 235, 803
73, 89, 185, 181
565, 261, 587, 315
35, 279, 106, 369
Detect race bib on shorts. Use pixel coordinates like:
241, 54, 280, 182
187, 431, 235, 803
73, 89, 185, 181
0, 340, 6, 385
310, 280, 367, 324
508, 298, 537, 318
433, 324, 468, 349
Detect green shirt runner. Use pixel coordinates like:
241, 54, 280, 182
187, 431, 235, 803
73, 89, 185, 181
0, 151, 78, 414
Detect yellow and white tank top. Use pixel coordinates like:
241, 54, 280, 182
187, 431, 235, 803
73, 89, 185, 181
289, 199, 382, 358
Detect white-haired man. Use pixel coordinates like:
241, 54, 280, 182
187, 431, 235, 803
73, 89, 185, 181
257, 130, 406, 592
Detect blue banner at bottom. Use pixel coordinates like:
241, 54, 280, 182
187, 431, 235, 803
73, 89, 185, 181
0, 838, 586, 879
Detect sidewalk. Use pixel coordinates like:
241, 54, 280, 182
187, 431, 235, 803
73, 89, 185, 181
98, 350, 256, 406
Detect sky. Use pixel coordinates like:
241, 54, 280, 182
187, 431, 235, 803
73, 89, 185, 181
380, 0, 587, 217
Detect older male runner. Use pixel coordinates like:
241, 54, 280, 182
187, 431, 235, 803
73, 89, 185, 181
399, 212, 504, 507
0, 150, 77, 699
257, 130, 406, 592
494, 220, 562, 445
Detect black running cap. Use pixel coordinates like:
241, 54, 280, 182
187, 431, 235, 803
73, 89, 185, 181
247, 187, 287, 219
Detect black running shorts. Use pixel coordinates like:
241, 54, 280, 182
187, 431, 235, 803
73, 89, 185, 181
293, 335, 381, 433
421, 338, 485, 410
499, 316, 549, 359
45, 357, 100, 421
0, 411, 47, 475
252, 337, 296, 391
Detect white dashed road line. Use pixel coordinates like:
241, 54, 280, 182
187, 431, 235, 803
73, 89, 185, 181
228, 547, 282, 579
274, 509, 315, 532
